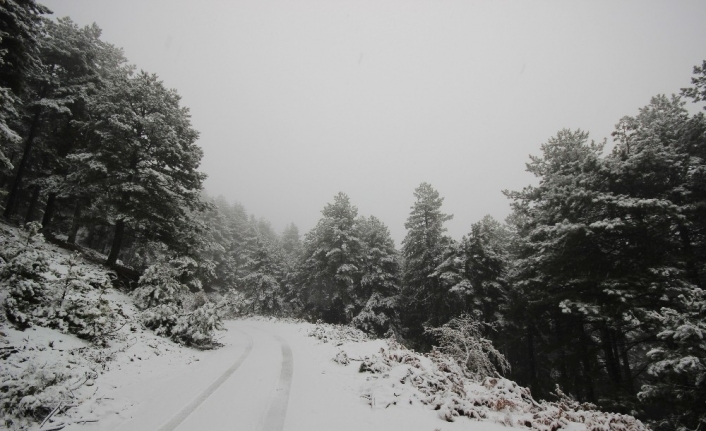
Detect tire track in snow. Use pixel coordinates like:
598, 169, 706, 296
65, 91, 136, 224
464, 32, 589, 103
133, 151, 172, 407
261, 333, 294, 431
157, 328, 254, 431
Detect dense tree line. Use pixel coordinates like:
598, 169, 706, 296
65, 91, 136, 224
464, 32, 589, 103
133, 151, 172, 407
0, 1, 205, 270
2, 2, 705, 429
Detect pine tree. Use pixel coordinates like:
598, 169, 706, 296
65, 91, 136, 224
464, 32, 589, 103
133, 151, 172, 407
0, 0, 49, 175
504, 129, 614, 401
434, 215, 510, 326
281, 223, 301, 263
240, 237, 286, 315
3, 17, 124, 219
400, 182, 453, 344
352, 215, 401, 336
71, 71, 206, 266
608, 92, 706, 428
298, 192, 363, 323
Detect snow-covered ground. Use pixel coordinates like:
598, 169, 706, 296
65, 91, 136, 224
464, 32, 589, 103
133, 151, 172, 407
37, 318, 509, 431
5, 317, 644, 431
1, 223, 647, 431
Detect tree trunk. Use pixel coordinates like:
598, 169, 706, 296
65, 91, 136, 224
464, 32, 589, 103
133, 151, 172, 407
677, 221, 701, 288
41, 192, 57, 230
578, 320, 596, 402
24, 185, 41, 223
555, 319, 569, 392
3, 110, 41, 218
618, 330, 634, 395
600, 326, 622, 388
67, 199, 82, 244
526, 324, 538, 394
107, 219, 125, 266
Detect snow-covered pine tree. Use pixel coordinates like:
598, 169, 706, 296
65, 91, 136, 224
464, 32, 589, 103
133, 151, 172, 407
70, 70, 206, 266
240, 236, 286, 315
281, 222, 302, 266
37, 19, 128, 232
298, 192, 363, 323
0, 0, 48, 176
504, 129, 613, 402
352, 215, 401, 336
434, 215, 510, 327
400, 182, 453, 345
4, 17, 125, 221
607, 93, 706, 428
637, 287, 706, 431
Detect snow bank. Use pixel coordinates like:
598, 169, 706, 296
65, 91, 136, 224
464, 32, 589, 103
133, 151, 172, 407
317, 323, 648, 431
0, 224, 224, 430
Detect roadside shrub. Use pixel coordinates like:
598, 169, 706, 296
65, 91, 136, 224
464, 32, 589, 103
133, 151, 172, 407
132, 260, 189, 310
425, 314, 509, 379
0, 363, 73, 429
171, 302, 223, 348
53, 296, 115, 343
142, 303, 180, 337
1, 223, 51, 328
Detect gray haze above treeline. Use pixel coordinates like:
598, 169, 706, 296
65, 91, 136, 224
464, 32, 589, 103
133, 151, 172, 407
41, 0, 706, 244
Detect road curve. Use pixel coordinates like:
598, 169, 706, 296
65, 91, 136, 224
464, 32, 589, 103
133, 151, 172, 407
156, 329, 254, 431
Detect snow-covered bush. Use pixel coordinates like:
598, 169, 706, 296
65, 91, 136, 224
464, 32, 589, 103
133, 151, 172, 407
425, 314, 509, 379
134, 259, 224, 347
1, 223, 51, 328
171, 302, 223, 348
351, 338, 648, 429
141, 303, 180, 336
132, 260, 189, 310
1, 362, 74, 429
351, 292, 398, 337
308, 321, 369, 345
220, 289, 248, 318
53, 295, 115, 343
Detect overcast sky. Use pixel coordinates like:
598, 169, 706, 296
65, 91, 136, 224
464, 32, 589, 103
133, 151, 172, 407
41, 0, 706, 245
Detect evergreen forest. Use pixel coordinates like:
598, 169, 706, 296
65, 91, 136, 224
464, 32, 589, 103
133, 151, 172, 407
1, 2, 705, 429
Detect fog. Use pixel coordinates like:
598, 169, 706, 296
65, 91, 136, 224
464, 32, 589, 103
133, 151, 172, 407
41, 0, 706, 244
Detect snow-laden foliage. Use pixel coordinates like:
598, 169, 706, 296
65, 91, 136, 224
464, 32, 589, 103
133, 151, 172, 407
140, 303, 180, 337
1, 362, 76, 429
308, 321, 369, 345
400, 182, 454, 342
1, 223, 51, 328
425, 315, 509, 379
297, 192, 364, 323
349, 339, 648, 430
240, 238, 285, 316
1, 226, 118, 344
351, 216, 400, 337
133, 260, 190, 310
638, 288, 706, 430
133, 258, 224, 347
352, 292, 398, 337
171, 302, 224, 348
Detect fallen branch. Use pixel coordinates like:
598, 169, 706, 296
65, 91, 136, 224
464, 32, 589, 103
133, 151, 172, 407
39, 402, 62, 429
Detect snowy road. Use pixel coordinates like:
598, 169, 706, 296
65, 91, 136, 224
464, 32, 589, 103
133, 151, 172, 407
69, 319, 507, 431
106, 322, 294, 431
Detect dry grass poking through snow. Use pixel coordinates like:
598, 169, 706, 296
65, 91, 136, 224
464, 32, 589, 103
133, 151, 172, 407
315, 322, 648, 431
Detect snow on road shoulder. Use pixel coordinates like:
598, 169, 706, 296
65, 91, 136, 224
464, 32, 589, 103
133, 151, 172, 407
1, 286, 220, 431
316, 324, 647, 431
241, 318, 504, 431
